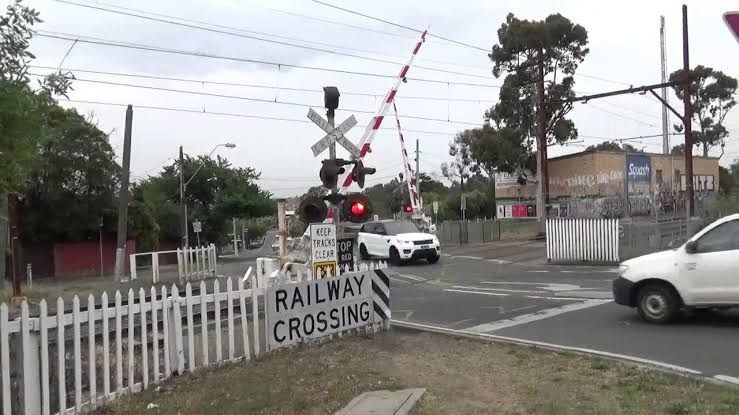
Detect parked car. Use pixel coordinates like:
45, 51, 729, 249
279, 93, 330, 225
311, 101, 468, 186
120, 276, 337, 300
613, 214, 739, 324
357, 220, 440, 265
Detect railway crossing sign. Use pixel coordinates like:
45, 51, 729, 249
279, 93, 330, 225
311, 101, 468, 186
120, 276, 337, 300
308, 108, 360, 157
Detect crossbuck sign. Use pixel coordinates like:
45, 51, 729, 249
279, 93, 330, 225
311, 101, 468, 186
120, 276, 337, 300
308, 108, 360, 157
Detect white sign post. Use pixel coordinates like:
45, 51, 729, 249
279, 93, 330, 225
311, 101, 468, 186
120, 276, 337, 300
310, 223, 337, 279
308, 108, 360, 157
265, 271, 373, 350
193, 220, 202, 246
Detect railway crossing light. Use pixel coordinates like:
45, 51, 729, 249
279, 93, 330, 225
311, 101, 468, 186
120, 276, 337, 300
324, 86, 340, 117
298, 196, 329, 224
319, 158, 351, 189
351, 160, 377, 189
404, 204, 413, 213
342, 193, 373, 223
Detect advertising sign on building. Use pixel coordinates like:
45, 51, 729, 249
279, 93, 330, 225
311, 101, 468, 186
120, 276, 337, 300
265, 272, 373, 350
626, 154, 652, 195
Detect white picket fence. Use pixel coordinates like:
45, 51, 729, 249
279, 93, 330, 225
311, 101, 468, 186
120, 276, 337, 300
0, 262, 390, 415
546, 218, 620, 263
129, 244, 217, 283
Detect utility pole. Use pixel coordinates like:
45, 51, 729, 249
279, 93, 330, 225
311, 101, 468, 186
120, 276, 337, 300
232, 217, 238, 256
179, 145, 187, 248
682, 4, 694, 218
415, 138, 420, 206
114, 105, 133, 281
326, 103, 341, 235
660, 16, 670, 155
535, 49, 549, 219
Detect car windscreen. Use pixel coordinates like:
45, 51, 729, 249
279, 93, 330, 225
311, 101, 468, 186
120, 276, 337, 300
384, 221, 420, 235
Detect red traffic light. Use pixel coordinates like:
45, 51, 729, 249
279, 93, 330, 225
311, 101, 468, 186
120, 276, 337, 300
342, 193, 373, 223
404, 204, 413, 213
351, 200, 366, 216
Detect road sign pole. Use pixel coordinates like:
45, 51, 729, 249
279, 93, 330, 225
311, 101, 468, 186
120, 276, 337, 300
327, 110, 342, 236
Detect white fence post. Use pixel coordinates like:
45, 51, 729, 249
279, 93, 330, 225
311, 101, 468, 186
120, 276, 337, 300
152, 252, 160, 283
150, 286, 160, 385
139, 288, 149, 390
195, 247, 201, 279
177, 248, 184, 284
101, 292, 111, 401
211, 244, 217, 277
39, 300, 50, 415
0, 304, 9, 415
185, 284, 195, 372
57, 297, 67, 413
546, 218, 620, 263
199, 281, 209, 368
171, 286, 185, 375
88, 294, 97, 409
20, 301, 41, 415
129, 254, 137, 280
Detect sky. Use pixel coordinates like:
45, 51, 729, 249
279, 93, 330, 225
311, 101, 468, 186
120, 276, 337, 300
16, 0, 739, 197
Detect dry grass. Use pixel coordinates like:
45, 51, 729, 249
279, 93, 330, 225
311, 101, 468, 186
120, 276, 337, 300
99, 330, 739, 415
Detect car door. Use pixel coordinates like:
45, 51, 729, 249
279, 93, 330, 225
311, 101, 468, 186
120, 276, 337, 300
370, 223, 389, 257
680, 219, 739, 304
363, 223, 382, 256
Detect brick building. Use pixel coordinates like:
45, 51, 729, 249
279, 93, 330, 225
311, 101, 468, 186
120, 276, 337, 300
495, 150, 719, 218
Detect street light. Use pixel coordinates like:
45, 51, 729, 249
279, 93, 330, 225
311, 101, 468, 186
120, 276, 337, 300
180, 142, 236, 247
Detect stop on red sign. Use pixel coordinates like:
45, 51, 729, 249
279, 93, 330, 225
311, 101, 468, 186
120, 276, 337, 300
726, 12, 739, 42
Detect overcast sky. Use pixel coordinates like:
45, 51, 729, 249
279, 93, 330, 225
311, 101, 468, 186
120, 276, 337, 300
17, 0, 739, 197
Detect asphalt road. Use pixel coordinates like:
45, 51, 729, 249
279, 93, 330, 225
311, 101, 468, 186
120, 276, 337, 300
388, 253, 739, 383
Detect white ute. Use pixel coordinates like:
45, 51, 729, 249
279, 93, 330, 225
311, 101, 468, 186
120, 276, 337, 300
357, 220, 440, 265
613, 214, 739, 323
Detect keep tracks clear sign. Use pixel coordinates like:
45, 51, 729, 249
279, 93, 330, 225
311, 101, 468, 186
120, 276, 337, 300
265, 271, 373, 349
310, 223, 337, 278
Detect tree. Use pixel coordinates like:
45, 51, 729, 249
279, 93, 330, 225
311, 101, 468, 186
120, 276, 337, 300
488, 13, 588, 146
21, 107, 121, 243
670, 65, 737, 156
585, 141, 644, 153
671, 144, 685, 156
418, 172, 447, 195
441, 133, 476, 191
138, 155, 274, 246
719, 166, 735, 195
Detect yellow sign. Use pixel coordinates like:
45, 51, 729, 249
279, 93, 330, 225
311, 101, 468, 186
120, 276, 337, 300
313, 261, 337, 279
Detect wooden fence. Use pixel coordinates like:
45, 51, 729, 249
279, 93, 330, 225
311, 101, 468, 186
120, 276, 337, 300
0, 263, 389, 414
546, 218, 620, 263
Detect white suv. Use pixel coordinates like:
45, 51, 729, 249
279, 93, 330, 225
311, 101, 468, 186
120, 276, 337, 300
613, 214, 739, 323
357, 220, 440, 265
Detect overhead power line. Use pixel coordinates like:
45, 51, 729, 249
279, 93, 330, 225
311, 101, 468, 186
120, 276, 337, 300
311, 0, 489, 52
36, 31, 504, 89
32, 73, 483, 126
62, 0, 488, 71
58, 98, 462, 136
30, 65, 497, 103
581, 103, 660, 128
53, 0, 494, 81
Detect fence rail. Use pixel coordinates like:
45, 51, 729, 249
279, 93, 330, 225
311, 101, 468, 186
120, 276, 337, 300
129, 244, 217, 283
0, 262, 390, 415
546, 218, 620, 264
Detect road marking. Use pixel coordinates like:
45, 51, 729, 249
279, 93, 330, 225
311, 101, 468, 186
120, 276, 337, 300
391, 320, 703, 375
452, 285, 541, 294
480, 282, 584, 292
464, 299, 610, 333
448, 318, 475, 327
486, 259, 512, 264
427, 280, 451, 287
525, 295, 595, 301
397, 273, 426, 282
454, 255, 484, 260
444, 289, 509, 297
714, 375, 739, 385
389, 277, 411, 284
528, 270, 549, 273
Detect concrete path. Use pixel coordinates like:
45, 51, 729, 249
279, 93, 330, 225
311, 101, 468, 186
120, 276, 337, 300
335, 388, 425, 415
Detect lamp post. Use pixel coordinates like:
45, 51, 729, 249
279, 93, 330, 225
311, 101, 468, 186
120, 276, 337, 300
180, 142, 236, 247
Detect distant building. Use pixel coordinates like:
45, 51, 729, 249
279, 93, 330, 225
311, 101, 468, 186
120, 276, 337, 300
495, 150, 719, 219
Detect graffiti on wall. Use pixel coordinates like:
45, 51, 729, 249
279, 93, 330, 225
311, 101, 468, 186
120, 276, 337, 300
550, 170, 622, 191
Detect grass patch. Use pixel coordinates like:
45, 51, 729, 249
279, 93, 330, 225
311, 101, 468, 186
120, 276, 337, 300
100, 330, 739, 415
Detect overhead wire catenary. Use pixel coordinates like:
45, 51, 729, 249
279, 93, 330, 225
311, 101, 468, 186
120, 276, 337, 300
36, 31, 504, 89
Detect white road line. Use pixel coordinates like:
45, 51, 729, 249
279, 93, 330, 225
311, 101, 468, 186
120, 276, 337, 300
397, 273, 426, 282
486, 259, 512, 264
714, 375, 739, 385
525, 295, 596, 301
444, 289, 509, 297
389, 277, 411, 284
528, 270, 549, 273
452, 285, 541, 294
464, 300, 610, 333
390, 320, 703, 376
454, 255, 484, 260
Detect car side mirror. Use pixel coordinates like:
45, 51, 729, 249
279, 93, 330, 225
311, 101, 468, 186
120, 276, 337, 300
685, 240, 698, 254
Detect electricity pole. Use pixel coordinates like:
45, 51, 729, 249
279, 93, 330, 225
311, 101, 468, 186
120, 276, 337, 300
535, 49, 549, 219
114, 105, 133, 281
681, 4, 694, 218
660, 16, 670, 156
179, 145, 187, 248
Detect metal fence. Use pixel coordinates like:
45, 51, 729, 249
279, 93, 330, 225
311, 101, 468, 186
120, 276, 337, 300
619, 218, 706, 260
0, 263, 390, 415
436, 219, 543, 244
129, 244, 217, 283
546, 218, 620, 264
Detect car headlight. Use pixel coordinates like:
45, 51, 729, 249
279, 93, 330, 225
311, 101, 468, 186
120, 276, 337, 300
618, 264, 629, 276
398, 240, 411, 245
432, 237, 440, 245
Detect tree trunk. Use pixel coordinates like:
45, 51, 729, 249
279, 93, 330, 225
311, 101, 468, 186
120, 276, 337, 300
0, 193, 7, 289
703, 142, 708, 157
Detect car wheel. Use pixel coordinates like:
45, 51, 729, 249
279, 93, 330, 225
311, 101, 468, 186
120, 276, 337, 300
359, 244, 370, 260
389, 247, 402, 266
427, 254, 440, 264
636, 284, 679, 324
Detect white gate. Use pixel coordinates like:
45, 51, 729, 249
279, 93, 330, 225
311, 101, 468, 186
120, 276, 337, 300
546, 218, 620, 263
